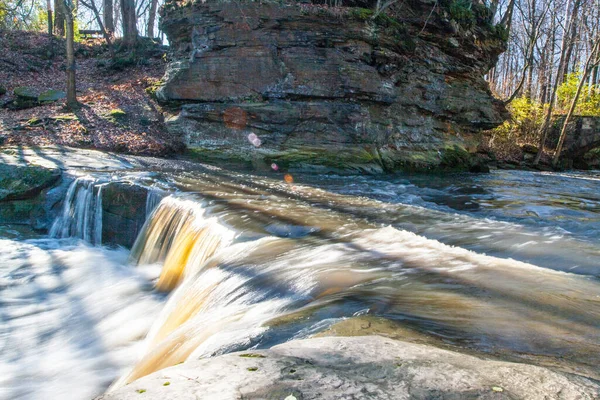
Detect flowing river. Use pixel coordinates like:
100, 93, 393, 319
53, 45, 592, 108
1, 165, 599, 399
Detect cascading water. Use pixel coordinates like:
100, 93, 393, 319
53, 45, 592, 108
3, 167, 600, 399
106, 172, 600, 389
130, 196, 236, 291
50, 177, 102, 244
145, 188, 165, 219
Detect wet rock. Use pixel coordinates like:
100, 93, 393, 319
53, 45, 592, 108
158, 0, 508, 172
98, 336, 599, 400
100, 182, 148, 248
0, 164, 62, 227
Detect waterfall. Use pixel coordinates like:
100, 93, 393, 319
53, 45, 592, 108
145, 188, 165, 219
50, 177, 102, 244
131, 196, 237, 292
114, 218, 600, 390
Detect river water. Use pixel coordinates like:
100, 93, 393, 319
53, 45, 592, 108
1, 167, 599, 399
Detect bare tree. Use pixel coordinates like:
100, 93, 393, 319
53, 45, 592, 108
46, 0, 53, 35
121, 0, 137, 47
54, 0, 65, 35
62, 0, 77, 107
103, 0, 114, 33
533, 0, 583, 165
80, 0, 115, 58
147, 0, 158, 38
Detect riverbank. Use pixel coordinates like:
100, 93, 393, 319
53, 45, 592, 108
0, 30, 182, 156
2, 31, 597, 173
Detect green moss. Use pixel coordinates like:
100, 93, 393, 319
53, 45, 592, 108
0, 164, 60, 201
448, 0, 476, 29
185, 148, 255, 169
247, 367, 258, 372
490, 23, 509, 42
50, 114, 78, 122
266, 147, 380, 172
440, 145, 472, 168
349, 7, 374, 21
0, 86, 6, 96
163, 382, 171, 386
38, 89, 66, 102
27, 117, 43, 126
136, 389, 146, 393
108, 108, 127, 118
239, 353, 266, 358
145, 79, 163, 100
14, 86, 39, 99
110, 55, 137, 71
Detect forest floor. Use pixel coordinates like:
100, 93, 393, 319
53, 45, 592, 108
0, 30, 182, 156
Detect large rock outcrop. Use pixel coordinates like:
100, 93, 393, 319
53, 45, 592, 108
98, 336, 599, 399
158, 0, 508, 172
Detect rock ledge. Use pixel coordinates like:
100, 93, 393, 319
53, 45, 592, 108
99, 336, 599, 400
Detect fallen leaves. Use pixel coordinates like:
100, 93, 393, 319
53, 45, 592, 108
0, 30, 180, 157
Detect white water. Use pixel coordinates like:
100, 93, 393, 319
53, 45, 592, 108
2, 168, 600, 399
0, 239, 164, 400
50, 178, 103, 245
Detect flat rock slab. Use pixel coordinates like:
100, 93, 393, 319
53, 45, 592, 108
99, 336, 599, 400
0, 146, 138, 171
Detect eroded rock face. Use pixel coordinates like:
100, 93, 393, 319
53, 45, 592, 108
158, 0, 508, 172
0, 164, 63, 228
100, 182, 149, 248
98, 336, 599, 400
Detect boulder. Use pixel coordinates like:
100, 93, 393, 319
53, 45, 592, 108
0, 164, 62, 227
38, 89, 66, 102
521, 144, 539, 154
14, 86, 39, 100
0, 164, 61, 201
10, 86, 41, 109
98, 336, 599, 400
157, 0, 508, 172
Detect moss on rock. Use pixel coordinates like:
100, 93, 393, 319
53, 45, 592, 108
0, 164, 61, 201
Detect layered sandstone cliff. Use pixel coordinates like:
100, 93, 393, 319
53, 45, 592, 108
157, 0, 508, 172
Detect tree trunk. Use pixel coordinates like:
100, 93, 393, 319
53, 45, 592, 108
103, 0, 114, 33
46, 0, 53, 36
533, 0, 576, 165
121, 0, 138, 47
147, 0, 158, 38
54, 0, 65, 36
63, 0, 77, 107
557, 0, 581, 87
